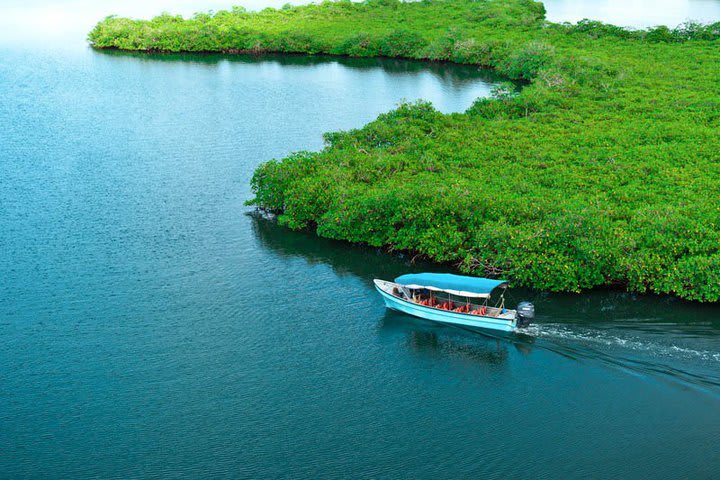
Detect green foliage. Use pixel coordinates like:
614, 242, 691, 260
466, 82, 527, 119
496, 41, 554, 79
555, 18, 720, 43
557, 19, 636, 40
87, 0, 547, 62
91, 0, 720, 301
378, 30, 428, 57
337, 32, 381, 56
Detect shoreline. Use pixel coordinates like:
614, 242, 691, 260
87, 1, 720, 302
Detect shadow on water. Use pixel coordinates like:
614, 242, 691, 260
378, 309, 532, 367
248, 211, 442, 282
92, 48, 509, 88
250, 213, 720, 392
250, 212, 720, 328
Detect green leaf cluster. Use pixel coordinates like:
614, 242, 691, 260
89, 0, 720, 301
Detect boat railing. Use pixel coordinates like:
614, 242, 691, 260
409, 294, 506, 317
380, 280, 512, 317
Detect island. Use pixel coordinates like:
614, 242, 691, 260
88, 0, 720, 301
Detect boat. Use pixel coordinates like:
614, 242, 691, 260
374, 273, 535, 333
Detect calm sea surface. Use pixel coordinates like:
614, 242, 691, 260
1, 2, 720, 479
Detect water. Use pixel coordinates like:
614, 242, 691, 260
2, 2, 720, 479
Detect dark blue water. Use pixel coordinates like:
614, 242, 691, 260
2, 3, 720, 479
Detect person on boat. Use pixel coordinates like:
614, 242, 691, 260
439, 301, 453, 310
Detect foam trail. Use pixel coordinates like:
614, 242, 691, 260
519, 322, 720, 393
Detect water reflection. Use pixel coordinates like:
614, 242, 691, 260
248, 211, 434, 281
251, 212, 720, 329
94, 49, 505, 88
378, 310, 516, 366
4, 5, 720, 474
250, 213, 720, 391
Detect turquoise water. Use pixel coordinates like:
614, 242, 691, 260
2, 3, 720, 479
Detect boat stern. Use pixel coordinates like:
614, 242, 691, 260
515, 301, 535, 328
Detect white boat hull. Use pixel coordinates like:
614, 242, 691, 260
374, 279, 519, 333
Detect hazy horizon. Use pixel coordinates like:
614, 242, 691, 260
2, 0, 720, 47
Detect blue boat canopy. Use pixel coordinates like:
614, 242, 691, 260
394, 273, 508, 298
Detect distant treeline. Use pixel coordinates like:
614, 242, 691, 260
90, 1, 720, 301
89, 3, 720, 75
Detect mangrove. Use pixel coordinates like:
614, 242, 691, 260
88, 0, 720, 301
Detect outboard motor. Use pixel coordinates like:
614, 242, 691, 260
516, 301, 535, 328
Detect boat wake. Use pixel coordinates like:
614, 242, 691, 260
519, 322, 720, 394
524, 323, 720, 363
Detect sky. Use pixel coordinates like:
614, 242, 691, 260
1, 0, 719, 47
0, 0, 294, 45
